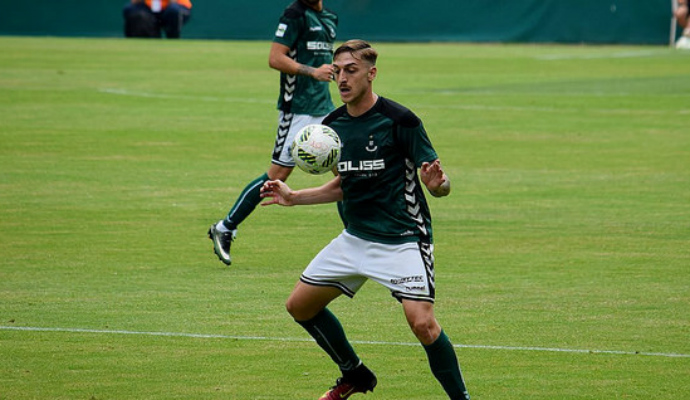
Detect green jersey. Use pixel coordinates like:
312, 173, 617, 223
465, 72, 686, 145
273, 1, 337, 116
323, 97, 439, 245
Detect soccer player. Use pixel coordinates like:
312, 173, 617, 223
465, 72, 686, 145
260, 40, 471, 400
208, 0, 338, 265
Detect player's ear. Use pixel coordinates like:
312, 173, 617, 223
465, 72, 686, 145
368, 66, 377, 82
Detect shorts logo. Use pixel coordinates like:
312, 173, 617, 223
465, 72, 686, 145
275, 23, 287, 38
391, 276, 424, 285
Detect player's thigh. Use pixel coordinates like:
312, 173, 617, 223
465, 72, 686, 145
300, 231, 368, 298
286, 281, 343, 321
267, 163, 293, 181
364, 241, 436, 303
272, 112, 326, 167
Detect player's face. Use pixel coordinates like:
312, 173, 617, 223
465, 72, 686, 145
333, 52, 376, 106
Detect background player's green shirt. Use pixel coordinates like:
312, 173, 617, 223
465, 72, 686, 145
324, 97, 439, 245
273, 1, 337, 116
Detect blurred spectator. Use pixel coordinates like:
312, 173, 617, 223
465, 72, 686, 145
675, 0, 690, 48
123, 0, 192, 39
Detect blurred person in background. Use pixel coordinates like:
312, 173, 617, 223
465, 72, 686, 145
123, 0, 192, 39
675, 0, 690, 48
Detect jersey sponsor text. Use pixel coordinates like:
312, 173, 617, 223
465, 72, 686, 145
337, 159, 385, 172
307, 41, 334, 51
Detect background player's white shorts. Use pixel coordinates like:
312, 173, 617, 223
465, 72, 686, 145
272, 112, 326, 167
300, 230, 436, 303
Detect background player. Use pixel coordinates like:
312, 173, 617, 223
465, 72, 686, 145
208, 0, 337, 265
260, 40, 471, 400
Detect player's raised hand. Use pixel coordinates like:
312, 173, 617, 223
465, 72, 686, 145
260, 180, 295, 206
421, 159, 451, 197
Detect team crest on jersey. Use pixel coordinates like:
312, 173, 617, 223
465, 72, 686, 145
365, 135, 378, 152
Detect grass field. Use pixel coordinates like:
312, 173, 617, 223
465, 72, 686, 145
1, 36, 689, 399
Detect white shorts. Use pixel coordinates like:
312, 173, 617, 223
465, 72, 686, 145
271, 112, 327, 167
300, 230, 436, 303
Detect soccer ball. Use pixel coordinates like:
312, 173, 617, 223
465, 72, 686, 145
291, 124, 342, 175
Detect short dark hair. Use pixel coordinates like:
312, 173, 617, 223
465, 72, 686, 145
334, 39, 378, 65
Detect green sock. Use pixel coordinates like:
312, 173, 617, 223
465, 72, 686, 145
296, 308, 361, 372
423, 330, 470, 400
223, 173, 269, 230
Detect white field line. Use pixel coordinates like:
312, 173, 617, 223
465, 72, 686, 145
412, 103, 690, 115
534, 49, 670, 60
2, 326, 688, 359
98, 87, 689, 115
98, 88, 275, 105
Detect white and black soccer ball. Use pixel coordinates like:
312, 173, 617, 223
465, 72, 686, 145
290, 124, 342, 175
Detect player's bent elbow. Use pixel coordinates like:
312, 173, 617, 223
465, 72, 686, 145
268, 57, 280, 71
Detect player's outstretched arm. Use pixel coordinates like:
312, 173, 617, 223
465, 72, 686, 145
421, 159, 451, 197
260, 176, 343, 206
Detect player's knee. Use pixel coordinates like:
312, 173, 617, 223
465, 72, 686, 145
268, 165, 292, 181
285, 297, 306, 320
285, 298, 296, 317
409, 318, 441, 345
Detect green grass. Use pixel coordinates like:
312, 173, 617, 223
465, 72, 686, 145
1, 36, 689, 399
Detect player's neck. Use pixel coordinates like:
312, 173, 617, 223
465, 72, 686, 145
347, 93, 378, 118
301, 0, 323, 12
